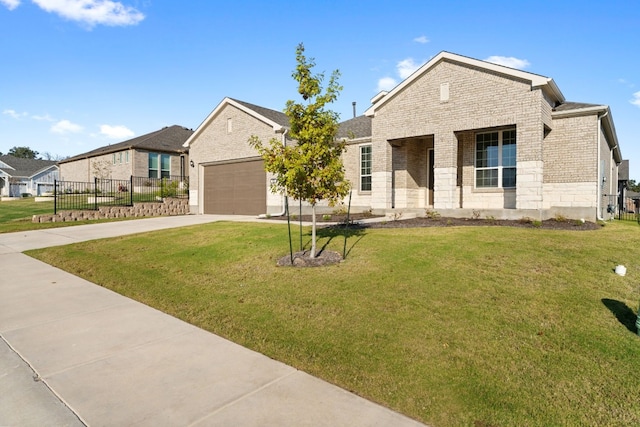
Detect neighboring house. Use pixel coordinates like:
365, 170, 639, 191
0, 155, 59, 197
626, 191, 640, 214
58, 125, 193, 182
185, 52, 624, 221
618, 159, 630, 212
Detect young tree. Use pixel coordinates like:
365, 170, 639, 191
91, 159, 112, 179
250, 43, 350, 258
8, 146, 39, 159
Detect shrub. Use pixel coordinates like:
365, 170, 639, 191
554, 213, 568, 222
332, 204, 348, 215
425, 210, 440, 220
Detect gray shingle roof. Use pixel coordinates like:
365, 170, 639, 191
0, 155, 58, 178
231, 99, 290, 127
229, 99, 372, 140
337, 115, 372, 139
553, 101, 603, 112
59, 125, 193, 164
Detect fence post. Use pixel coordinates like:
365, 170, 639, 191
94, 177, 98, 211
54, 179, 57, 215
130, 176, 134, 206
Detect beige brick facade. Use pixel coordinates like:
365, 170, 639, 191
186, 53, 622, 222
362, 53, 622, 221
370, 58, 550, 213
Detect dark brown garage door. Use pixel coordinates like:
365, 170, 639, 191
203, 160, 266, 215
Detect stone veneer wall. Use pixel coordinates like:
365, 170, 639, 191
32, 198, 188, 223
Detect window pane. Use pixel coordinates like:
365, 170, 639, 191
149, 154, 158, 170
502, 132, 516, 167
361, 176, 372, 192
476, 169, 498, 188
161, 154, 171, 171
149, 170, 158, 179
360, 145, 372, 191
476, 132, 499, 168
503, 167, 516, 188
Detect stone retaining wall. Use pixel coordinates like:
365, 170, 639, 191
32, 198, 189, 223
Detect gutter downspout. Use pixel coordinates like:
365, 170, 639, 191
596, 111, 608, 221
259, 128, 288, 218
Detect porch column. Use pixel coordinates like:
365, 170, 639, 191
516, 125, 544, 210
433, 131, 458, 209
371, 137, 393, 210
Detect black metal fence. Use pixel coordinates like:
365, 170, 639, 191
54, 176, 188, 214
618, 196, 639, 222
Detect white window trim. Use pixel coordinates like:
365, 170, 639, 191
474, 129, 516, 189
359, 144, 372, 192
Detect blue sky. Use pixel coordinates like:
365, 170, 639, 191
1, 0, 639, 179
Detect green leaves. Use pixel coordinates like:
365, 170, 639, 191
249, 43, 350, 257
249, 43, 350, 207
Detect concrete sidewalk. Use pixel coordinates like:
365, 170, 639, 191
0, 216, 425, 426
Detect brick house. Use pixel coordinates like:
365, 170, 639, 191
58, 125, 192, 182
0, 155, 59, 197
185, 52, 623, 221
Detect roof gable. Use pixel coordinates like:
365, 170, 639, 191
183, 97, 289, 148
365, 51, 564, 117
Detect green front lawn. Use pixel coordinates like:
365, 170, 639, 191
0, 198, 136, 233
0, 198, 61, 233
28, 221, 640, 426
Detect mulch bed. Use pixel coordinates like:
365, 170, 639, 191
269, 214, 601, 231
276, 250, 343, 267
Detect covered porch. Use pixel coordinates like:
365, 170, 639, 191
387, 127, 518, 213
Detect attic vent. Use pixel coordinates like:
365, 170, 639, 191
227, 118, 232, 134
440, 83, 450, 102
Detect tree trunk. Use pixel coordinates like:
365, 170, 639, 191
310, 204, 317, 258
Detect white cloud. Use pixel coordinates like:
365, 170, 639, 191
0, 0, 20, 10
631, 91, 640, 107
377, 77, 397, 92
2, 109, 27, 119
397, 58, 423, 79
32, 113, 55, 122
484, 55, 531, 70
32, 0, 144, 28
51, 119, 83, 134
375, 57, 426, 93
100, 124, 134, 139
413, 35, 429, 44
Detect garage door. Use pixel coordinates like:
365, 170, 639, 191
203, 160, 266, 215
